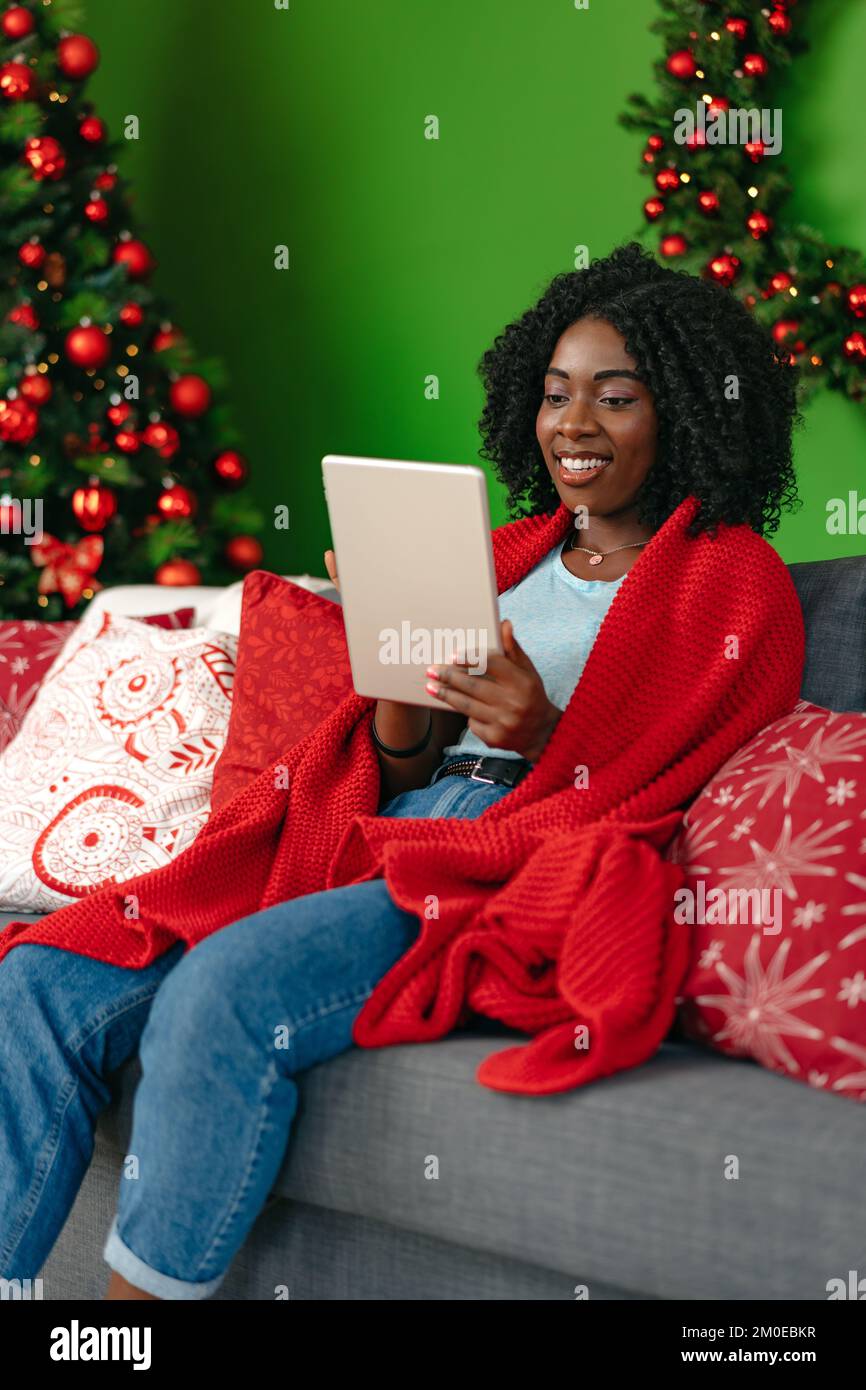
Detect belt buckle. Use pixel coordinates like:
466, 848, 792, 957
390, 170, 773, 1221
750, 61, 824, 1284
469, 759, 498, 785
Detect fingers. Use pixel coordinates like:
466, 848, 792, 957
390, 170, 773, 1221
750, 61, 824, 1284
323, 549, 340, 589
425, 661, 499, 711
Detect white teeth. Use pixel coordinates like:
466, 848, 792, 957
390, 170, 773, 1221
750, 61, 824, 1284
558, 456, 610, 471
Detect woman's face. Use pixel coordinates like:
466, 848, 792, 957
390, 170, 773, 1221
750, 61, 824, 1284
536, 316, 658, 516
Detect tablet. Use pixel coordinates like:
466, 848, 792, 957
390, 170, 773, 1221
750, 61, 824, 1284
322, 454, 502, 709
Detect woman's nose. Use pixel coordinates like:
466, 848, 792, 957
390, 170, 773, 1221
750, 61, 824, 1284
559, 401, 599, 436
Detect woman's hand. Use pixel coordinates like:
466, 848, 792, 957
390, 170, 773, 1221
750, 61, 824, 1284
425, 619, 561, 763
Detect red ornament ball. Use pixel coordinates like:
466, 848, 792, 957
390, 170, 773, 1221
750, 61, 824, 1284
743, 52, 769, 79
7, 302, 38, 330
106, 400, 131, 426
84, 196, 110, 224
654, 167, 680, 193
746, 209, 773, 239
114, 429, 140, 453
685, 127, 707, 152
706, 253, 741, 287
23, 135, 66, 181
169, 374, 211, 418
724, 16, 749, 40
113, 238, 155, 279
744, 140, 765, 163
768, 9, 792, 36
2, 6, 35, 40
151, 323, 182, 352
660, 234, 688, 258
647, 134, 664, 151
225, 535, 263, 573
0, 59, 36, 101
119, 301, 144, 328
57, 34, 100, 80
0, 395, 38, 444
212, 450, 248, 489
79, 115, 106, 143
643, 196, 665, 222
767, 270, 793, 297
666, 49, 696, 81
846, 285, 866, 319
94, 170, 116, 191
18, 239, 45, 270
156, 559, 202, 587
142, 420, 180, 458
843, 332, 866, 363
72, 481, 117, 533
19, 371, 51, 406
772, 319, 800, 345
65, 323, 110, 370
697, 190, 720, 216
157, 484, 197, 521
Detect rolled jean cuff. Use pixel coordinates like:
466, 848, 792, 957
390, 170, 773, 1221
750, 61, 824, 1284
103, 1217, 225, 1301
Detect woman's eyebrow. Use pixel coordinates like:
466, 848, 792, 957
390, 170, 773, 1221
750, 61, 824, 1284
543, 366, 642, 383
594, 369, 642, 383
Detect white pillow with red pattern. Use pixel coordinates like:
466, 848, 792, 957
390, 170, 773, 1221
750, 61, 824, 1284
0, 606, 236, 913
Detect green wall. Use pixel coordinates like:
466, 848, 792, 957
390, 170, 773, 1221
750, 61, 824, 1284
83, 0, 866, 574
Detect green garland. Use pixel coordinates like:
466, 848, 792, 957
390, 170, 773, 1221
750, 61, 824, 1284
621, 0, 866, 405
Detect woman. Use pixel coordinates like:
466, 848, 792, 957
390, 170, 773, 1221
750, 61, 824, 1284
0, 243, 803, 1299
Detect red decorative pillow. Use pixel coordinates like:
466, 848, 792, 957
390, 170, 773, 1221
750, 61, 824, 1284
0, 609, 194, 755
670, 701, 866, 1102
211, 570, 352, 812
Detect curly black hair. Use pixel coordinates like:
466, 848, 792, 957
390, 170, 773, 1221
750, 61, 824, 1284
477, 242, 801, 536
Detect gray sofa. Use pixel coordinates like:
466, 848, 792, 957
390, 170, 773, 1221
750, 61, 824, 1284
14, 554, 866, 1300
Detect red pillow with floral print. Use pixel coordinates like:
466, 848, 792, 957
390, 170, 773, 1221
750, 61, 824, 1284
669, 700, 866, 1103
210, 571, 352, 812
0, 609, 194, 755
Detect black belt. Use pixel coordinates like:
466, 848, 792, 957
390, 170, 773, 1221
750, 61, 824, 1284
433, 755, 532, 789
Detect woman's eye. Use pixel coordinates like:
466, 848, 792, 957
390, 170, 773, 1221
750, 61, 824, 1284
599, 395, 637, 407
544, 393, 568, 405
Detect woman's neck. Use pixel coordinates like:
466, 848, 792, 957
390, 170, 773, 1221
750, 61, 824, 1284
569, 507, 655, 553
559, 506, 657, 583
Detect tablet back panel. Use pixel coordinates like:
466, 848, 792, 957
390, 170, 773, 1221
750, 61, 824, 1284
322, 455, 502, 708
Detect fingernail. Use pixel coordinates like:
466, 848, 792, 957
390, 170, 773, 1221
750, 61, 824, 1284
425, 681, 440, 696
425, 666, 439, 678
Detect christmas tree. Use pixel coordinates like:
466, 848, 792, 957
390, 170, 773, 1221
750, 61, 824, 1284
0, 0, 263, 619
622, 0, 866, 406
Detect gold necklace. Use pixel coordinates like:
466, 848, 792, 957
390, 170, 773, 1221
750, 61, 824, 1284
567, 533, 650, 567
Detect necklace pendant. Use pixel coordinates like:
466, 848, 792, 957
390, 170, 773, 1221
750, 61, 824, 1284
588, 553, 604, 566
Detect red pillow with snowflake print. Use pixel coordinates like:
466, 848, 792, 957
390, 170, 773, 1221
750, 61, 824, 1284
669, 700, 866, 1103
210, 570, 353, 812
0, 609, 195, 755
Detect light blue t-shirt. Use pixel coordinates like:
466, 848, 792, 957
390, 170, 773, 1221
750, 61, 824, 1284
442, 543, 626, 761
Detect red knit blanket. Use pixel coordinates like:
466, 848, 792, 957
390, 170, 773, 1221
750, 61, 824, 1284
0, 496, 804, 1094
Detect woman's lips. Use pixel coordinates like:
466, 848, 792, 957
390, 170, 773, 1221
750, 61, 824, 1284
556, 455, 612, 486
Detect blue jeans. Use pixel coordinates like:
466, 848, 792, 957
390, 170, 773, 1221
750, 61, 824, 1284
0, 759, 513, 1298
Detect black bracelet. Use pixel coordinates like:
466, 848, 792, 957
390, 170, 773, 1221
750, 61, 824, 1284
371, 712, 433, 759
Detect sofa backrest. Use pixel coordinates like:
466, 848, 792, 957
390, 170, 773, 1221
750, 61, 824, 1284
788, 556, 866, 711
